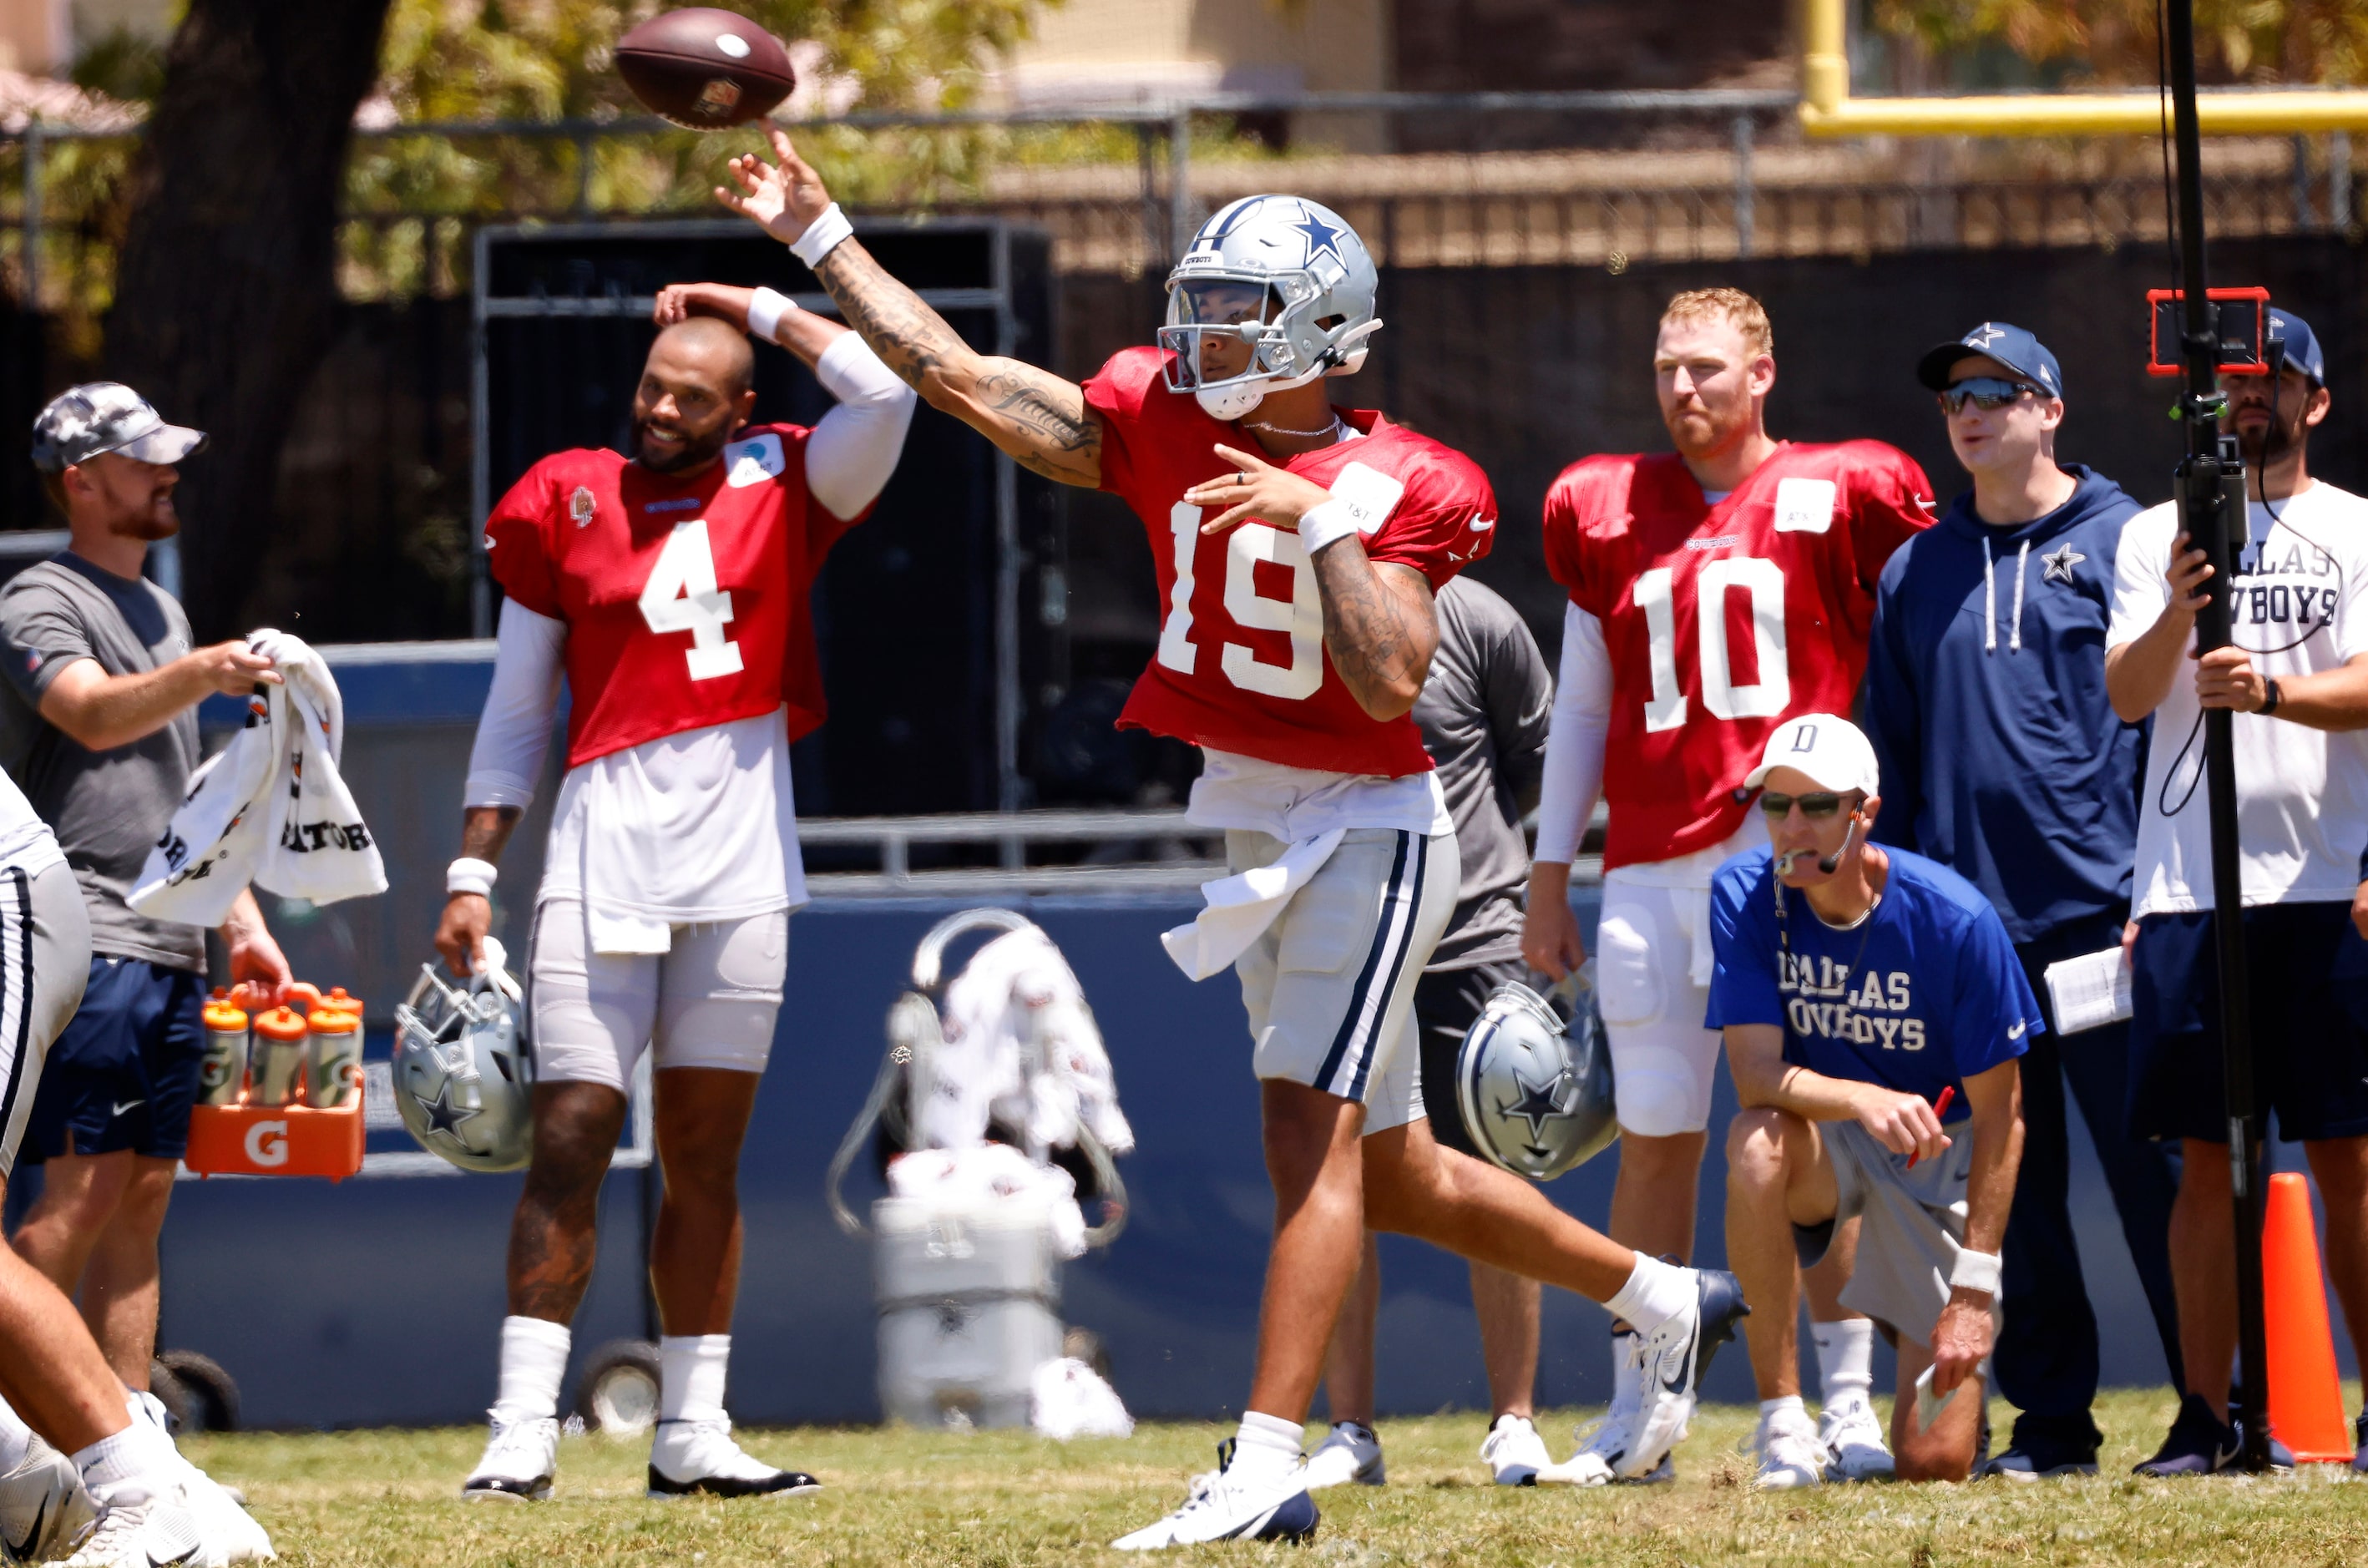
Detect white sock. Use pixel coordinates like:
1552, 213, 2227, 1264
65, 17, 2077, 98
493, 1315, 571, 1424
0, 1396, 34, 1472
659, 1335, 731, 1426
1758, 1394, 1808, 1421
1226, 1410, 1305, 1485
1602, 1253, 1693, 1338
72, 1422, 176, 1508
1809, 1319, 1875, 1408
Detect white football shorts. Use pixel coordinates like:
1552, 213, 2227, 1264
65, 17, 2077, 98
1593, 874, 1723, 1138
528, 898, 789, 1093
1229, 827, 1457, 1136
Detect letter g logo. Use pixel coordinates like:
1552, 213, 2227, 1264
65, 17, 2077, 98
245, 1120, 290, 1168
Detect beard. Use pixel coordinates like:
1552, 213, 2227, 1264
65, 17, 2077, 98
110, 498, 180, 543
634, 417, 733, 474
2235, 403, 2305, 468
1664, 402, 1743, 463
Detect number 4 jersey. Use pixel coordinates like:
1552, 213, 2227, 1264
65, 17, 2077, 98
1085, 345, 1497, 777
484, 424, 856, 769
1543, 442, 1932, 869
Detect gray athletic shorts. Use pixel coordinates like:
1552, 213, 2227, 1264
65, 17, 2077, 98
1793, 1117, 1996, 1352
528, 898, 789, 1093
0, 862, 94, 1180
1229, 827, 1457, 1136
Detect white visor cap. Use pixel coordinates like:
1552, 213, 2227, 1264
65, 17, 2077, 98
1743, 713, 1880, 797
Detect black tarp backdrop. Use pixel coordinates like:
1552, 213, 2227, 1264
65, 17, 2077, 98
3, 233, 2363, 801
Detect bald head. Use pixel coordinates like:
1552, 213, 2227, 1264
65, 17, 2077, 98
650, 316, 756, 398
632, 316, 759, 474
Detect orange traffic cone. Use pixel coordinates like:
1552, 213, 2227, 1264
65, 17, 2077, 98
2263, 1171, 2354, 1463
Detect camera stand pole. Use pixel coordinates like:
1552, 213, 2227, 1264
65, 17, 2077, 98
2164, 0, 2273, 1474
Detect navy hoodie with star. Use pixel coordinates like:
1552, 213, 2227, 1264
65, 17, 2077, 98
1860, 464, 2148, 945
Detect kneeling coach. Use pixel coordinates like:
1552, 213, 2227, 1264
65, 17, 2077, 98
1712, 715, 2034, 1485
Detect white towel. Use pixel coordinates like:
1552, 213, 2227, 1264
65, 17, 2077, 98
129, 629, 387, 925
929, 926, 1134, 1159
1159, 828, 1347, 982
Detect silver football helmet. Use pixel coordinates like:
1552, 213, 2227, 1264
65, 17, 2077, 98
391, 937, 534, 1173
1455, 969, 1618, 1181
1160, 194, 1382, 421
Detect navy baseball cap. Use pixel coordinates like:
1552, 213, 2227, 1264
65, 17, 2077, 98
2267, 307, 2325, 386
1916, 322, 2064, 399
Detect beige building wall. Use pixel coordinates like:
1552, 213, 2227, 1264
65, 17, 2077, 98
992, 0, 1389, 107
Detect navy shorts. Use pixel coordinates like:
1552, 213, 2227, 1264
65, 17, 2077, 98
1414, 957, 1526, 1162
2128, 903, 2368, 1144
22, 955, 207, 1164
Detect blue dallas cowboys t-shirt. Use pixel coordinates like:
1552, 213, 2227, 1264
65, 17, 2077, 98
1706, 844, 2041, 1121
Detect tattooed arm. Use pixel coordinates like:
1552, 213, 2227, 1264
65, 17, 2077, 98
715, 131, 1103, 488
1181, 443, 1440, 721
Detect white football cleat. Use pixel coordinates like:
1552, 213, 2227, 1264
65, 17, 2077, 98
60, 1496, 200, 1568
646, 1419, 820, 1500
1621, 1268, 1748, 1481
1110, 1444, 1318, 1551
1536, 1334, 1645, 1486
1478, 1414, 1551, 1486
126, 1388, 271, 1564
461, 1412, 559, 1503
0, 1432, 94, 1563
1745, 1404, 1829, 1490
1298, 1423, 1383, 1490
1819, 1395, 1896, 1482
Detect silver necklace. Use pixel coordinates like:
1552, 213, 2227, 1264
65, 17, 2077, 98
1245, 415, 1346, 439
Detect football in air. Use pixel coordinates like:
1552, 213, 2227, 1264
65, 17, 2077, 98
616, 8, 796, 130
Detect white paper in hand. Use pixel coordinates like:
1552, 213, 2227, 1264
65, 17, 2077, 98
1914, 1363, 1961, 1434
2043, 946, 2133, 1035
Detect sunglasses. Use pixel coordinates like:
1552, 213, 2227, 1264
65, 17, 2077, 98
1938, 377, 2043, 415
1758, 790, 1859, 819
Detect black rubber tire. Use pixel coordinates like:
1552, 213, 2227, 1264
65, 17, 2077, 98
576, 1338, 661, 1436
156, 1349, 241, 1434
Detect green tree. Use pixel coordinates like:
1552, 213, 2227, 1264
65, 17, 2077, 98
1871, 0, 2368, 85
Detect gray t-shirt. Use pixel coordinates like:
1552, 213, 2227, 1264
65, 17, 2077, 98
1414, 575, 1553, 969
0, 554, 205, 971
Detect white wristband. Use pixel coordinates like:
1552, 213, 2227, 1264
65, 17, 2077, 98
746, 286, 797, 343
789, 203, 853, 268
1298, 498, 1365, 556
447, 857, 498, 898
1948, 1247, 2002, 1296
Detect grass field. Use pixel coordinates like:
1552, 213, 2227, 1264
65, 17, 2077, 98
176, 1386, 2364, 1567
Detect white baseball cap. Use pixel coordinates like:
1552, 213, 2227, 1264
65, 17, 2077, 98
1743, 714, 1880, 796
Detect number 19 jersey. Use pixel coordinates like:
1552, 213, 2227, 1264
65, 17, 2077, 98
1085, 346, 1498, 778
1543, 442, 1932, 869
484, 424, 858, 769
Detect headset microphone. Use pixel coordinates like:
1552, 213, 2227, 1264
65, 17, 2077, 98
1774, 813, 1863, 878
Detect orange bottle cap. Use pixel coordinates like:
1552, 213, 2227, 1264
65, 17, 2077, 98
307, 1007, 359, 1034
202, 1002, 247, 1030
253, 1007, 309, 1041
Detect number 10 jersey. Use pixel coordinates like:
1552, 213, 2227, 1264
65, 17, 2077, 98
1543, 442, 1931, 870
483, 423, 856, 769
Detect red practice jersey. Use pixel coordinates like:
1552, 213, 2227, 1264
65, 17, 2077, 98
1085, 346, 1497, 777
1542, 441, 1932, 869
485, 424, 863, 769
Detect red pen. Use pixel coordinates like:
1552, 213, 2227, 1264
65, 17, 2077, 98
1907, 1085, 1956, 1168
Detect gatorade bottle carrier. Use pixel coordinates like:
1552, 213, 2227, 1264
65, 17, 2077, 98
184, 981, 367, 1181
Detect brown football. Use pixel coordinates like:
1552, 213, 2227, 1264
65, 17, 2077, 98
615, 8, 795, 130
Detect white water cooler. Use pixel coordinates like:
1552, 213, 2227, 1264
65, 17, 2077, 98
873, 1195, 1065, 1429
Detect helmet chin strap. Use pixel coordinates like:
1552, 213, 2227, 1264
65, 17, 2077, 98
1194, 381, 1267, 421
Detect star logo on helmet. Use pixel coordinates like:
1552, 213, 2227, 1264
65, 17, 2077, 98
1293, 209, 1348, 267
1499, 1067, 1576, 1142
413, 1077, 481, 1139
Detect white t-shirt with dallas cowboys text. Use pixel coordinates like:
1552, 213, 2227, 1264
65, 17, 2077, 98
2108, 481, 2368, 914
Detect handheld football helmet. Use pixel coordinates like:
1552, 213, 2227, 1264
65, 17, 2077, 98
1160, 195, 1382, 421
1455, 969, 1618, 1181
391, 937, 534, 1173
